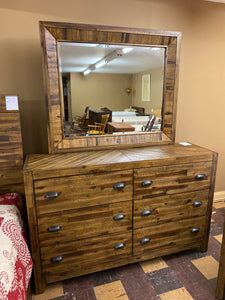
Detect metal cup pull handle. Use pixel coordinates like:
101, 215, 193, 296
192, 201, 202, 207
141, 210, 152, 216
113, 214, 125, 221
114, 243, 125, 250
47, 225, 62, 232
195, 174, 206, 181
140, 237, 151, 244
191, 227, 200, 234
141, 180, 153, 187
113, 183, 126, 190
51, 255, 64, 263
44, 192, 61, 199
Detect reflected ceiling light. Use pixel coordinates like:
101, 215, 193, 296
83, 69, 92, 75
83, 48, 132, 75
122, 48, 133, 54
95, 59, 106, 69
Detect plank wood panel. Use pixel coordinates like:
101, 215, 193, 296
41, 231, 132, 283
43, 239, 203, 284
24, 144, 213, 180
0, 95, 24, 194
134, 161, 212, 199
34, 170, 133, 215
133, 216, 207, 256
133, 190, 209, 229
24, 172, 46, 293
38, 200, 132, 246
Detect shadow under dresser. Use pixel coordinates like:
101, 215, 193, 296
23, 143, 217, 294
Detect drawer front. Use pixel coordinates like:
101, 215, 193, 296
34, 170, 133, 215
41, 231, 132, 283
38, 201, 132, 246
134, 161, 212, 199
133, 216, 206, 256
134, 190, 209, 229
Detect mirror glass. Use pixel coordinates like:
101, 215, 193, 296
58, 42, 165, 137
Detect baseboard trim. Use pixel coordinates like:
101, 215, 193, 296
214, 191, 225, 203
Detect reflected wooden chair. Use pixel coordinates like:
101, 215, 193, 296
141, 114, 156, 132
88, 114, 109, 135
71, 106, 89, 130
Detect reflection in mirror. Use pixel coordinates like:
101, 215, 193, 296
58, 43, 165, 137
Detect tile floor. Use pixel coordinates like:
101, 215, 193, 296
32, 202, 225, 300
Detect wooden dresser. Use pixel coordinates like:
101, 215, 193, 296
0, 95, 24, 194
23, 143, 217, 294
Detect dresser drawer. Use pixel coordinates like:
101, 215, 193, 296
134, 161, 212, 199
41, 231, 132, 283
34, 170, 133, 215
134, 190, 209, 229
133, 216, 206, 256
38, 200, 132, 246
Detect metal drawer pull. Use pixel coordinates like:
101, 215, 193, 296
141, 180, 153, 187
192, 201, 203, 207
47, 225, 62, 232
195, 174, 206, 180
113, 183, 126, 190
191, 227, 200, 234
114, 242, 125, 250
44, 192, 61, 199
140, 237, 151, 244
50, 255, 64, 263
141, 210, 152, 216
113, 214, 125, 221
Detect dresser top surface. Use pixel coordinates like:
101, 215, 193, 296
24, 144, 215, 178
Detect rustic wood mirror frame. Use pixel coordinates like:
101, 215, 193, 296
40, 21, 181, 153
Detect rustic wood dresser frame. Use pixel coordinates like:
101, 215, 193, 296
23, 22, 218, 295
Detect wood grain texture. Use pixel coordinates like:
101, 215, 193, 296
0, 95, 24, 194
23, 144, 217, 293
24, 143, 213, 180
38, 200, 132, 246
39, 21, 181, 153
41, 231, 132, 283
133, 190, 209, 229
24, 172, 46, 294
133, 216, 207, 256
34, 170, 132, 215
134, 161, 212, 199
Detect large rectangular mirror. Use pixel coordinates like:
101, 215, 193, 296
40, 22, 181, 153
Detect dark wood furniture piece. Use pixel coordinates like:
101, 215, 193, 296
216, 222, 225, 299
107, 122, 135, 133
89, 109, 112, 126
24, 144, 217, 294
0, 94, 24, 194
131, 106, 145, 116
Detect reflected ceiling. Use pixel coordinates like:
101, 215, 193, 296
58, 43, 165, 74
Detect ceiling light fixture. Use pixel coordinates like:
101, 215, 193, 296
83, 48, 133, 75
95, 59, 106, 69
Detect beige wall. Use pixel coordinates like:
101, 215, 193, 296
70, 72, 131, 117
0, 0, 225, 191
132, 67, 164, 114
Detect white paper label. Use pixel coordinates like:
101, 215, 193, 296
179, 142, 192, 146
5, 96, 19, 111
